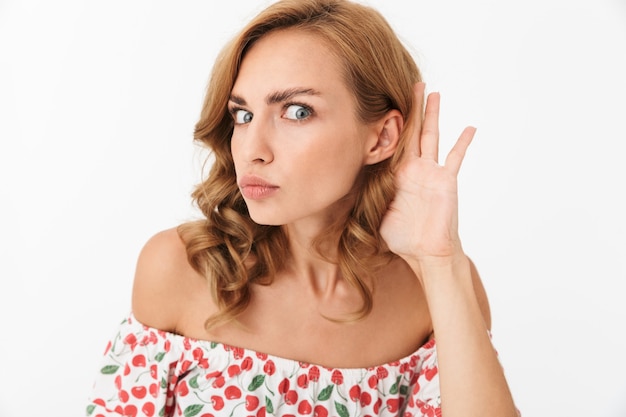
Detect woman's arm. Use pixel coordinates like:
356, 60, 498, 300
380, 83, 517, 416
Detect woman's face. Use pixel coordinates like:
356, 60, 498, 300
230, 29, 377, 229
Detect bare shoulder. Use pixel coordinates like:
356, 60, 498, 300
468, 257, 492, 330
131, 227, 206, 333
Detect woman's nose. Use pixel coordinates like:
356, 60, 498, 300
237, 116, 274, 164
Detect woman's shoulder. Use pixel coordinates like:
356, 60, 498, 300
131, 226, 212, 334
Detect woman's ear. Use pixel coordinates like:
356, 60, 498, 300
364, 109, 404, 165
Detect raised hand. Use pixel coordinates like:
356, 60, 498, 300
380, 83, 476, 267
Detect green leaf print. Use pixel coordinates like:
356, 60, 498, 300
100, 365, 120, 375
189, 374, 200, 389
154, 352, 165, 362
317, 385, 334, 401
85, 404, 95, 415
335, 401, 349, 417
248, 374, 266, 391
158, 405, 166, 416
389, 376, 402, 394
161, 376, 168, 389
211, 342, 218, 349
183, 404, 204, 417
265, 396, 274, 414
400, 384, 409, 395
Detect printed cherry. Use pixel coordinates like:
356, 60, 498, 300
225, 386, 242, 400
131, 386, 147, 399
297, 399, 312, 414
245, 395, 260, 411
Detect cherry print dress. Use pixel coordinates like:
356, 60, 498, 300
87, 315, 444, 417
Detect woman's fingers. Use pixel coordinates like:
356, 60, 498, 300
420, 91, 440, 162
445, 126, 476, 175
408, 82, 426, 157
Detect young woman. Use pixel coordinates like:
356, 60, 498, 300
87, 1, 518, 416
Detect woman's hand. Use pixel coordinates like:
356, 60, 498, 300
380, 83, 476, 268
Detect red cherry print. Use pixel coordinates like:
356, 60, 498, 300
256, 352, 268, 360
387, 398, 400, 413
149, 364, 158, 379
368, 374, 378, 389
115, 375, 122, 390
177, 381, 190, 396
124, 334, 137, 346
183, 338, 192, 350
200, 414, 215, 417
297, 399, 312, 414
211, 395, 225, 411
349, 385, 361, 401
373, 398, 382, 414
256, 407, 266, 417
412, 380, 421, 395
225, 386, 243, 400
283, 415, 296, 417
123, 404, 138, 417
123, 363, 131, 376
297, 374, 309, 388
114, 405, 124, 415
93, 398, 106, 407
149, 383, 158, 398
164, 339, 171, 352
180, 360, 192, 373
331, 370, 344, 385
400, 362, 409, 373
308, 366, 320, 382
425, 365, 438, 381
360, 391, 372, 406
212, 376, 226, 388
104, 340, 112, 355
131, 386, 147, 399
193, 347, 204, 361
245, 395, 260, 411
228, 364, 241, 377
206, 370, 222, 380
148, 331, 158, 344
263, 360, 276, 376
141, 402, 155, 417
285, 390, 298, 405
118, 390, 130, 403
313, 405, 329, 417
278, 378, 290, 394
241, 356, 253, 371
131, 354, 146, 367
376, 367, 389, 379
233, 347, 244, 359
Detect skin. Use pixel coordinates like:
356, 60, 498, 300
132, 28, 517, 417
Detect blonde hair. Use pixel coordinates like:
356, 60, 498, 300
178, 0, 422, 328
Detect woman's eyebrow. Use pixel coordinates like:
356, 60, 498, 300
266, 88, 321, 104
228, 88, 321, 106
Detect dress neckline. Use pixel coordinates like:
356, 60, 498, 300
127, 313, 437, 371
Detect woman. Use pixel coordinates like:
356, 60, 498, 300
87, 0, 518, 416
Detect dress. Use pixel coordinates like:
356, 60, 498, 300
86, 315, 443, 417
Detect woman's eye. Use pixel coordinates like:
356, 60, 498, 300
234, 109, 253, 124
284, 104, 312, 121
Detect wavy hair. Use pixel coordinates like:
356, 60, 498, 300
178, 0, 422, 329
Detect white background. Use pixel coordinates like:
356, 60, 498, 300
1, 0, 625, 416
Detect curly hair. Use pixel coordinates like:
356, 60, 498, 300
178, 0, 422, 329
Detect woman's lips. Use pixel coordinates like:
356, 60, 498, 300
238, 175, 279, 200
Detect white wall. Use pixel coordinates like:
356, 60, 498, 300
1, 1, 625, 416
